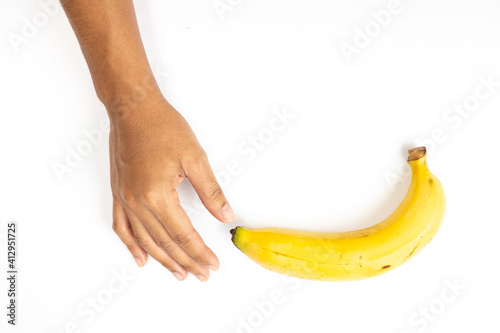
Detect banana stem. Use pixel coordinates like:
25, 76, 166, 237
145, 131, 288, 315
408, 147, 426, 161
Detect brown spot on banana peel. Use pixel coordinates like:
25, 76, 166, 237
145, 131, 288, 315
381, 265, 391, 269
406, 242, 421, 259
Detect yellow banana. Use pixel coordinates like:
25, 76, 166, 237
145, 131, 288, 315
230, 147, 445, 281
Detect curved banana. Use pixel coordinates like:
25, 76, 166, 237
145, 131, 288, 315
230, 147, 445, 281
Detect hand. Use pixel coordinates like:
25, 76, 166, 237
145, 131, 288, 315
108, 94, 235, 282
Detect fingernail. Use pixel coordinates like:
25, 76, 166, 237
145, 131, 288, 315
134, 257, 144, 267
207, 265, 219, 271
221, 203, 235, 223
173, 272, 184, 281
195, 274, 208, 282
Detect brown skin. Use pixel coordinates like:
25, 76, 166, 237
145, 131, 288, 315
61, 0, 235, 282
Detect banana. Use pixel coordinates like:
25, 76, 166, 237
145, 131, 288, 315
230, 147, 445, 281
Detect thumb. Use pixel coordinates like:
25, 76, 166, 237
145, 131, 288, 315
185, 155, 235, 223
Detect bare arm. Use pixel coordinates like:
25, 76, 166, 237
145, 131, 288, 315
61, 0, 235, 282
61, 0, 157, 106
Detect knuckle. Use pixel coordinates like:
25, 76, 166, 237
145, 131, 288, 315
197, 150, 209, 164
158, 240, 177, 253
172, 232, 193, 247
135, 236, 152, 249
121, 190, 138, 206
164, 191, 180, 207
185, 150, 208, 169
205, 182, 224, 201
138, 188, 161, 207
197, 148, 208, 159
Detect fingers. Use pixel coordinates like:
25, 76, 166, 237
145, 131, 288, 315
116, 200, 189, 281
111, 150, 229, 281
153, 190, 220, 271
186, 155, 235, 224
112, 199, 148, 267
121, 193, 214, 281
136, 194, 213, 281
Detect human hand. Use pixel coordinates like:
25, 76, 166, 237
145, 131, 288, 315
108, 94, 235, 282
60, 0, 235, 282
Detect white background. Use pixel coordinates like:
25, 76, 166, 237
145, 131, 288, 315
1, 0, 499, 332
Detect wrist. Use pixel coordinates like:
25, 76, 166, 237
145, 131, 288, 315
98, 73, 163, 120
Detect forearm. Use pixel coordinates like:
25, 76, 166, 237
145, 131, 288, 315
60, 0, 160, 113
